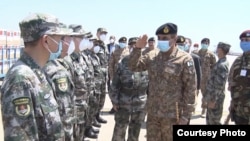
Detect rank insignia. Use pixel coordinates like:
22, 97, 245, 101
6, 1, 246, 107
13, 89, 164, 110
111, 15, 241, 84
56, 77, 68, 92
163, 27, 169, 33
13, 97, 31, 117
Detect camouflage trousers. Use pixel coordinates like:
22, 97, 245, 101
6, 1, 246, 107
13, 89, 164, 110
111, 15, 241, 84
111, 108, 145, 141
74, 104, 87, 141
85, 93, 100, 127
201, 80, 208, 109
98, 81, 107, 111
206, 94, 225, 125
147, 113, 177, 141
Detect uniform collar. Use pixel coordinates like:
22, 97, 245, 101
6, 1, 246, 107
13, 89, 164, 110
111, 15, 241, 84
20, 52, 41, 69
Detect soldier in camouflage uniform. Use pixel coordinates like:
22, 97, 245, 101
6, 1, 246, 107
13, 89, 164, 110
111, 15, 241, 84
108, 36, 130, 81
65, 24, 99, 140
1, 13, 65, 140
204, 42, 231, 125
193, 38, 216, 118
108, 36, 130, 114
142, 37, 156, 55
81, 37, 103, 138
110, 54, 148, 141
128, 23, 197, 141
43, 25, 76, 141
95, 28, 109, 124
228, 30, 250, 125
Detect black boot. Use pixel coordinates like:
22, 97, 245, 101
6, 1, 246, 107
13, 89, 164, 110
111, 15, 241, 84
91, 126, 99, 134
92, 119, 101, 128
96, 113, 107, 124
84, 127, 98, 139
109, 108, 116, 114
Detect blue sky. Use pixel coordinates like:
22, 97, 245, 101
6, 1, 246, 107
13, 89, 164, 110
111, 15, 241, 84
0, 0, 249, 53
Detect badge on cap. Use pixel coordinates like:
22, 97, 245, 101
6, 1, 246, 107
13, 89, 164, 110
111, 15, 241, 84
181, 37, 184, 42
163, 27, 169, 33
56, 77, 68, 92
13, 97, 31, 117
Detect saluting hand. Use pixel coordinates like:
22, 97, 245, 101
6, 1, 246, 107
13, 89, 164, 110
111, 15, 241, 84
135, 34, 148, 49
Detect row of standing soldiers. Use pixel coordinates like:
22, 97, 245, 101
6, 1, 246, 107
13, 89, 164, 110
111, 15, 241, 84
1, 13, 110, 141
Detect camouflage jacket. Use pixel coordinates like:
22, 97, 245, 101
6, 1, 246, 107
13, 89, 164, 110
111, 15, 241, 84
110, 55, 148, 112
194, 49, 216, 84
142, 47, 156, 55
128, 47, 197, 119
108, 46, 130, 79
204, 57, 229, 102
43, 58, 75, 140
228, 53, 250, 104
64, 52, 89, 124
1, 52, 65, 141
81, 50, 95, 94
96, 40, 109, 68
89, 50, 103, 94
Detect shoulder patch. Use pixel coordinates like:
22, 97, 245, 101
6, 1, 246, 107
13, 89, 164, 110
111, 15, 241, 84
187, 60, 194, 67
56, 77, 68, 92
12, 97, 31, 117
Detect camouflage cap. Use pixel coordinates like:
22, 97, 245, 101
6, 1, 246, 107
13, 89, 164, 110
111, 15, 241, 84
19, 13, 63, 42
97, 27, 108, 33
68, 24, 91, 37
217, 42, 231, 54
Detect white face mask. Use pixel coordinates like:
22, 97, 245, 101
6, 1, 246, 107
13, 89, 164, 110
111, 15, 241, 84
93, 45, 100, 53
67, 40, 75, 55
79, 38, 89, 51
100, 34, 106, 41
110, 39, 114, 43
88, 41, 94, 49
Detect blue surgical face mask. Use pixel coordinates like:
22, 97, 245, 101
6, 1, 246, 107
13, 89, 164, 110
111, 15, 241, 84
240, 41, 250, 52
47, 37, 62, 60
201, 44, 208, 49
158, 40, 170, 52
119, 43, 126, 48
178, 45, 185, 51
184, 44, 190, 51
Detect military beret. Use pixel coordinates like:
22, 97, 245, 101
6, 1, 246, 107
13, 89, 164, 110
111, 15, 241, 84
217, 42, 231, 53
118, 37, 127, 42
148, 37, 155, 42
155, 23, 177, 35
128, 37, 138, 45
201, 38, 210, 44
68, 24, 91, 37
19, 13, 64, 42
239, 30, 250, 39
176, 35, 185, 44
97, 27, 108, 33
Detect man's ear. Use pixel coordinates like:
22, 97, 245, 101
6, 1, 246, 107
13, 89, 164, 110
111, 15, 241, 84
41, 35, 49, 48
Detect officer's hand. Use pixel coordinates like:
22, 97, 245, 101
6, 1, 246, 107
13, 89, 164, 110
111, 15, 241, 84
113, 104, 119, 111
135, 34, 148, 49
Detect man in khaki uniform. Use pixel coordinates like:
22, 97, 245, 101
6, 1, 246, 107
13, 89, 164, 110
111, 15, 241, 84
193, 38, 216, 118
228, 30, 250, 125
108, 37, 130, 80
128, 22, 197, 141
142, 37, 156, 55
